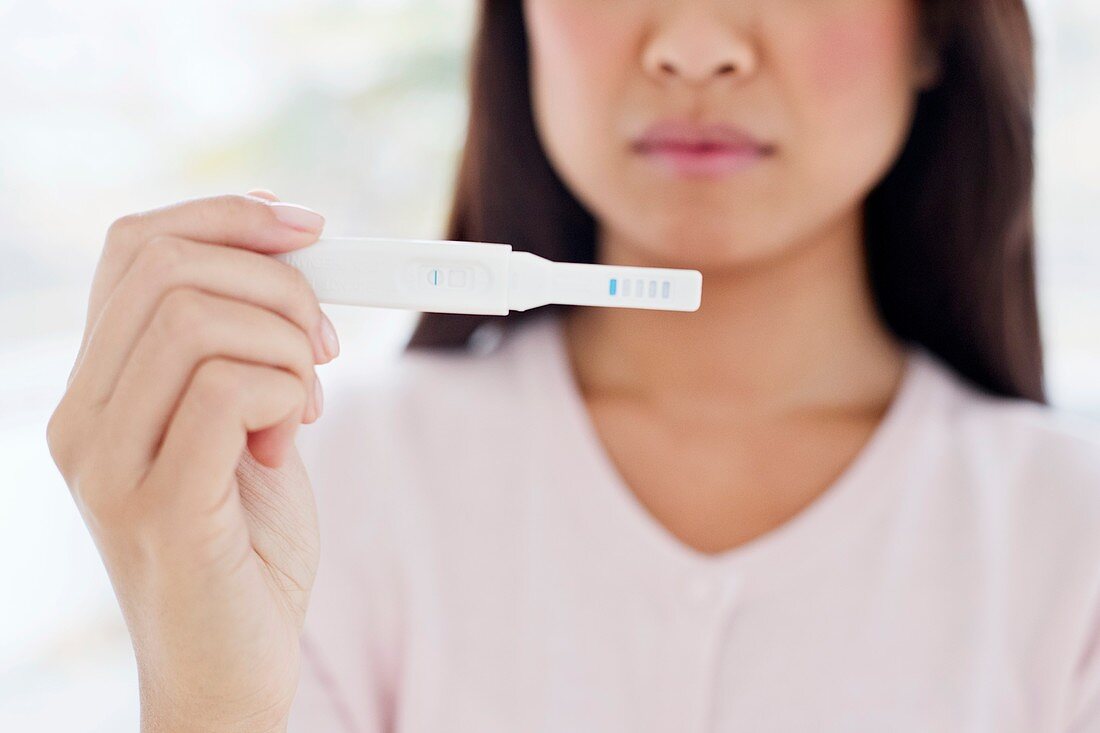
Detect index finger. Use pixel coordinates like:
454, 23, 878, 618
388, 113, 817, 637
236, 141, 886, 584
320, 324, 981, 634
82, 193, 325, 353
113, 192, 325, 256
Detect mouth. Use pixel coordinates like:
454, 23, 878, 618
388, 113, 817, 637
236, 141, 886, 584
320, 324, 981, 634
630, 119, 776, 179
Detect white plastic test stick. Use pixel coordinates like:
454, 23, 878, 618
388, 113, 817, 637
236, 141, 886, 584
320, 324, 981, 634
273, 237, 702, 316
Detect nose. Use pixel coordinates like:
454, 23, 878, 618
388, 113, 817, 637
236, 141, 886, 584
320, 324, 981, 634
642, 10, 757, 86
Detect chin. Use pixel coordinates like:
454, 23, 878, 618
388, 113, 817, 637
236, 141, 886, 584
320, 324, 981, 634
606, 211, 783, 271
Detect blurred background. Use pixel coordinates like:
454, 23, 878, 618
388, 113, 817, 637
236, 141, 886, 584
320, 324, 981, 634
0, 0, 1096, 729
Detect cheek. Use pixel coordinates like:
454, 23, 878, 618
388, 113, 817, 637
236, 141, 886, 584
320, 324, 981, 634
527, 0, 608, 57
526, 0, 625, 102
796, 5, 918, 115
774, 1, 920, 204
525, 0, 633, 188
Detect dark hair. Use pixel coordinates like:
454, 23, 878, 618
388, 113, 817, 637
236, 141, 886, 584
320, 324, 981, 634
405, 0, 1044, 403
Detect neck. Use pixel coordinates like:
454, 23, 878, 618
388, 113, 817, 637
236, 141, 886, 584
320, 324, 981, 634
562, 212, 907, 420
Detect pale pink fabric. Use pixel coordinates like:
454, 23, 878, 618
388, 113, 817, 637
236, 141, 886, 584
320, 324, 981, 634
288, 311, 1100, 732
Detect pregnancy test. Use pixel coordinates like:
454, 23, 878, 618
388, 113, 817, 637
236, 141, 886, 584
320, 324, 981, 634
273, 236, 702, 316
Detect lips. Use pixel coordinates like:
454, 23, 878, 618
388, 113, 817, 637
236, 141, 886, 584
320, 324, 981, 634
631, 119, 774, 177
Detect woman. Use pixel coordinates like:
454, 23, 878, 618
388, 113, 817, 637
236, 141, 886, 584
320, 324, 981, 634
46, 0, 1100, 731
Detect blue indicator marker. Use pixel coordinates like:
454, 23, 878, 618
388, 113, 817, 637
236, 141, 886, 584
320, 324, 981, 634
609, 278, 617, 296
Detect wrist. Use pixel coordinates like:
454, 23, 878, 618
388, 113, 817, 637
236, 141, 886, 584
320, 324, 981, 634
141, 711, 288, 733
140, 693, 291, 733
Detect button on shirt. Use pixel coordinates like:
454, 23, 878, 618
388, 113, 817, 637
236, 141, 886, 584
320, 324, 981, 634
288, 312, 1100, 732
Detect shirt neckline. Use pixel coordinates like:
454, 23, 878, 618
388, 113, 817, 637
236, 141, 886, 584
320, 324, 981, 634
520, 311, 938, 597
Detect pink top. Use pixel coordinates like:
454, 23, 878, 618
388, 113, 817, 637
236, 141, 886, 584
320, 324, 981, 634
288, 311, 1100, 732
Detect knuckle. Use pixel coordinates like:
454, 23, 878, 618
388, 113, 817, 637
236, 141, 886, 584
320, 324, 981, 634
106, 212, 140, 241
286, 371, 310, 412
75, 475, 139, 533
291, 333, 316, 377
102, 213, 142, 257
285, 269, 322, 331
44, 405, 142, 531
191, 358, 243, 407
45, 402, 73, 475
267, 365, 306, 411
137, 234, 187, 285
74, 474, 116, 521
156, 287, 208, 337
299, 328, 317, 363
211, 192, 271, 230
285, 265, 318, 307
51, 435, 110, 520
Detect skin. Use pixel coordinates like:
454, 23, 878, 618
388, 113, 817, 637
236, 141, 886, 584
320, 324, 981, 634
48, 191, 334, 733
522, 0, 940, 553
46, 1, 942, 730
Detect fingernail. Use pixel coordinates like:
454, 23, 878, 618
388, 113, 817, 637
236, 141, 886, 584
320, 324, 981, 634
268, 202, 325, 233
320, 312, 340, 360
247, 188, 279, 201
312, 375, 324, 419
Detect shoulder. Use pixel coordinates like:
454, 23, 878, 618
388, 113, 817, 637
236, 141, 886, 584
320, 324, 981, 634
917, 349, 1100, 486
908, 348, 1100, 545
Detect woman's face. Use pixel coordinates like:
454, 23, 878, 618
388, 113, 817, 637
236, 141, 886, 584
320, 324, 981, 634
522, 0, 937, 268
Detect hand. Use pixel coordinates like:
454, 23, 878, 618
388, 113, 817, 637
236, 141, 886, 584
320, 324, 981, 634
46, 190, 339, 732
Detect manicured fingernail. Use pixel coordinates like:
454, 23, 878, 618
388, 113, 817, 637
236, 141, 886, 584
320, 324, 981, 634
320, 312, 340, 360
312, 375, 324, 419
268, 202, 325, 233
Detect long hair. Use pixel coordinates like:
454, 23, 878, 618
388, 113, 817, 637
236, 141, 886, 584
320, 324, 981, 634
405, 0, 1044, 403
